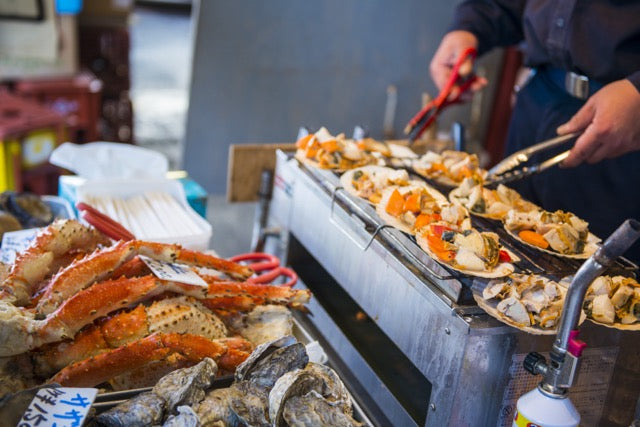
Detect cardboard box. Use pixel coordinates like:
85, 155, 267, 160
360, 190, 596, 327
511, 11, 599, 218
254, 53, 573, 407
0, 1, 78, 80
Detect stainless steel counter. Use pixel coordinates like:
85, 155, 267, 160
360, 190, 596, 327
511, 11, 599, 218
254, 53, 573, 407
266, 151, 640, 426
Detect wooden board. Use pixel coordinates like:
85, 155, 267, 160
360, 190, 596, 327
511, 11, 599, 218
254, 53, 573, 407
227, 143, 296, 202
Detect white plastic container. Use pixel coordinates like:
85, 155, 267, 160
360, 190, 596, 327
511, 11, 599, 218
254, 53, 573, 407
76, 178, 212, 251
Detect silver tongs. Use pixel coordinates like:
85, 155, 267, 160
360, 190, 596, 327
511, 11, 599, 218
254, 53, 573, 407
484, 132, 581, 187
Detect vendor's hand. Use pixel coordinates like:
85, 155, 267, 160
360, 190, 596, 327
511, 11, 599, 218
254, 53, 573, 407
558, 79, 640, 167
430, 30, 488, 100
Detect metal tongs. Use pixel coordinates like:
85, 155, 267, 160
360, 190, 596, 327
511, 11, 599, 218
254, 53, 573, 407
484, 132, 581, 187
405, 47, 479, 143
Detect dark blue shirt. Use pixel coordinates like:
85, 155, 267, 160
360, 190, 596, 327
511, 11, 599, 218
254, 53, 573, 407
451, 0, 640, 90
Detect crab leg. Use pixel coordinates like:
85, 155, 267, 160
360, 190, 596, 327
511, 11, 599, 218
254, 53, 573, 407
110, 255, 152, 278
36, 240, 255, 315
34, 296, 239, 376
37, 276, 310, 343
0, 220, 110, 306
49, 333, 250, 388
0, 275, 310, 357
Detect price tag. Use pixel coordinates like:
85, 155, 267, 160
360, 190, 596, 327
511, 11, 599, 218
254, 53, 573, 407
18, 386, 98, 427
139, 255, 209, 288
1, 228, 39, 264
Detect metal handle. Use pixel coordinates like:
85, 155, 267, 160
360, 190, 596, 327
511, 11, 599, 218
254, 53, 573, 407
488, 132, 580, 177
521, 132, 580, 157
486, 150, 571, 187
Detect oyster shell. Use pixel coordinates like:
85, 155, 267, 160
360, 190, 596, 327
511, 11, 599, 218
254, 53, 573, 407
282, 390, 361, 427
269, 363, 353, 426
234, 335, 296, 382
193, 388, 239, 427
94, 392, 165, 427
229, 380, 271, 427
153, 357, 218, 414
162, 405, 200, 427
243, 343, 309, 389
236, 305, 294, 346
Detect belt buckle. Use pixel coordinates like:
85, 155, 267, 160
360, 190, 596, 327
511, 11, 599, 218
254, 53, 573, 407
565, 71, 590, 100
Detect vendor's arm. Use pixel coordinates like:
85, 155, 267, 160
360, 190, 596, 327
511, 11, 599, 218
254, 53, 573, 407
430, 0, 526, 94
558, 75, 640, 167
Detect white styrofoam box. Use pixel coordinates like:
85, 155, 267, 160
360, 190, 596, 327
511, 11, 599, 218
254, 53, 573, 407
75, 178, 212, 251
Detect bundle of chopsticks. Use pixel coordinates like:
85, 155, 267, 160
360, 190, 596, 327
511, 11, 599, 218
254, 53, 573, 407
78, 191, 202, 241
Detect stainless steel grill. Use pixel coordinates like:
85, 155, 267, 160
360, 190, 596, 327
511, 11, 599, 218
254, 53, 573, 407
266, 150, 640, 426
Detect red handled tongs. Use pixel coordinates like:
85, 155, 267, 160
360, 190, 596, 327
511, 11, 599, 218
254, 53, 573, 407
405, 47, 479, 143
229, 252, 298, 288
76, 202, 136, 241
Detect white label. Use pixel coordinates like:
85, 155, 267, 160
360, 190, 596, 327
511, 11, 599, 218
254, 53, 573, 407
18, 387, 98, 427
1, 228, 39, 264
140, 255, 209, 288
497, 347, 618, 427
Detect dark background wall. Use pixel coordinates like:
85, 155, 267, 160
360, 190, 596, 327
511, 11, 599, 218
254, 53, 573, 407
184, 0, 502, 194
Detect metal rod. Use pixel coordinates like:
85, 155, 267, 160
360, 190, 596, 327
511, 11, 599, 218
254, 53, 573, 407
552, 219, 640, 356
250, 169, 274, 252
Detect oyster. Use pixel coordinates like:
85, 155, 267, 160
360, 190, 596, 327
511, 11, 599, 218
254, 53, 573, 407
282, 391, 361, 427
242, 343, 309, 389
226, 305, 294, 347
94, 392, 165, 427
194, 388, 239, 427
235, 335, 297, 382
230, 340, 309, 426
153, 357, 218, 412
269, 363, 353, 426
229, 380, 271, 427
162, 405, 200, 427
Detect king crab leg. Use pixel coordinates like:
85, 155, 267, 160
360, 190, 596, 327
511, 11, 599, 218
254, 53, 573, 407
0, 220, 110, 306
49, 332, 251, 387
0, 275, 310, 357
35, 240, 255, 315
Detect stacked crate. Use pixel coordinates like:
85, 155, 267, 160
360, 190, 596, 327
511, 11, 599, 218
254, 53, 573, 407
0, 90, 66, 194
79, 1, 134, 143
14, 71, 103, 144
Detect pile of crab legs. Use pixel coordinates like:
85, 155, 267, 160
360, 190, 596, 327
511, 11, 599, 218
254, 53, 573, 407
0, 219, 310, 389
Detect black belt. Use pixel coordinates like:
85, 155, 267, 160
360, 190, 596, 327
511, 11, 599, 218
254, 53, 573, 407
538, 67, 605, 100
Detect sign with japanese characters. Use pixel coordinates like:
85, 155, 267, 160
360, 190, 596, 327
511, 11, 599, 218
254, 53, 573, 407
19, 387, 98, 427
0, 228, 39, 264
139, 255, 209, 288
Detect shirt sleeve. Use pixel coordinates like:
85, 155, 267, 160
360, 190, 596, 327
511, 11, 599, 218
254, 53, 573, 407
627, 71, 640, 93
449, 0, 527, 55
